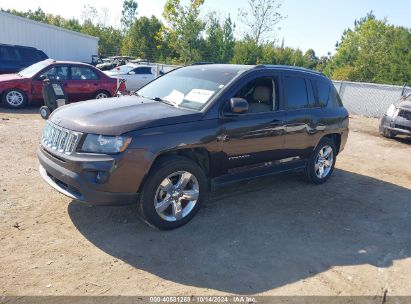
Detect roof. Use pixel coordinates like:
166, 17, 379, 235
185, 64, 325, 78
40, 59, 95, 68
0, 11, 99, 41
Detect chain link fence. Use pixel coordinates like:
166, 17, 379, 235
333, 81, 411, 118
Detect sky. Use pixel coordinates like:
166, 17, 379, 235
0, 0, 410, 56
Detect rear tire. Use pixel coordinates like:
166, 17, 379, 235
3, 89, 27, 108
137, 156, 208, 230
94, 91, 110, 99
304, 137, 337, 184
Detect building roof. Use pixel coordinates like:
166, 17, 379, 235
0, 11, 99, 41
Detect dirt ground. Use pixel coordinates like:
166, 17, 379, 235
0, 107, 410, 297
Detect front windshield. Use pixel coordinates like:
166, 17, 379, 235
137, 66, 242, 111
18, 60, 50, 78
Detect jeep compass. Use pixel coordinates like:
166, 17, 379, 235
38, 64, 349, 229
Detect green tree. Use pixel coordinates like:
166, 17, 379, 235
204, 14, 235, 63
326, 13, 411, 84
232, 38, 263, 64
163, 0, 205, 64
121, 16, 163, 61
121, 0, 138, 31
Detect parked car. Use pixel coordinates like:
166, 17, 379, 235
0, 59, 125, 108
37, 64, 349, 230
96, 56, 133, 71
0, 44, 48, 74
105, 64, 162, 91
379, 87, 411, 138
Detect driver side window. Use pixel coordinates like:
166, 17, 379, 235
38, 66, 69, 80
234, 77, 278, 113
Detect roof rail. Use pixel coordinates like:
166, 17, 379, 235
254, 64, 325, 76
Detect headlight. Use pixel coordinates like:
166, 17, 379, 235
386, 104, 399, 118
81, 134, 132, 154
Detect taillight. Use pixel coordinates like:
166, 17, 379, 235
119, 81, 126, 92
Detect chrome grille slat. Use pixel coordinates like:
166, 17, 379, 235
41, 122, 81, 155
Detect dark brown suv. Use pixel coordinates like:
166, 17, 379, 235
38, 64, 349, 229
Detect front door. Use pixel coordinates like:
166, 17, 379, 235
31, 65, 70, 103
220, 75, 287, 170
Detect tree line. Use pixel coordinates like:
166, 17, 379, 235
2, 1, 410, 85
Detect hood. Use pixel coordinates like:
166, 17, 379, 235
0, 74, 26, 82
397, 100, 411, 111
49, 96, 203, 135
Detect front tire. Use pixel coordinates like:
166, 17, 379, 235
137, 156, 207, 230
39, 106, 51, 120
3, 89, 27, 108
304, 137, 337, 184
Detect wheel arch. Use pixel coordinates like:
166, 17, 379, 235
138, 147, 211, 193
153, 148, 211, 176
319, 133, 342, 154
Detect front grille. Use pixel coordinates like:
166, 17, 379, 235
395, 124, 411, 132
398, 110, 411, 121
41, 121, 81, 155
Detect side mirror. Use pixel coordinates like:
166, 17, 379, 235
229, 98, 249, 114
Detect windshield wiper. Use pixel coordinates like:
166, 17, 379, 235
152, 97, 179, 107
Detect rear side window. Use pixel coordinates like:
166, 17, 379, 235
283, 76, 308, 109
18, 48, 42, 62
316, 80, 331, 107
306, 79, 316, 107
0, 46, 20, 61
134, 67, 152, 75
71, 66, 99, 80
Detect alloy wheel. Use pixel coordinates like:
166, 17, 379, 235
95, 92, 108, 99
315, 145, 334, 179
154, 171, 200, 222
6, 91, 24, 107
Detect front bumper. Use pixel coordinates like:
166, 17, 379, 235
37, 146, 140, 205
379, 115, 411, 136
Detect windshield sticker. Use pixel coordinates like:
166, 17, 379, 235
185, 89, 215, 104
163, 90, 185, 105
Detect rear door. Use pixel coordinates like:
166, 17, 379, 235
68, 66, 100, 101
282, 75, 319, 159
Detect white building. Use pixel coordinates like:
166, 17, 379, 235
0, 11, 99, 63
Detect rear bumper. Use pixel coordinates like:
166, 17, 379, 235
380, 115, 411, 136
37, 146, 139, 206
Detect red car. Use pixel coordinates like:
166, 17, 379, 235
0, 59, 125, 108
